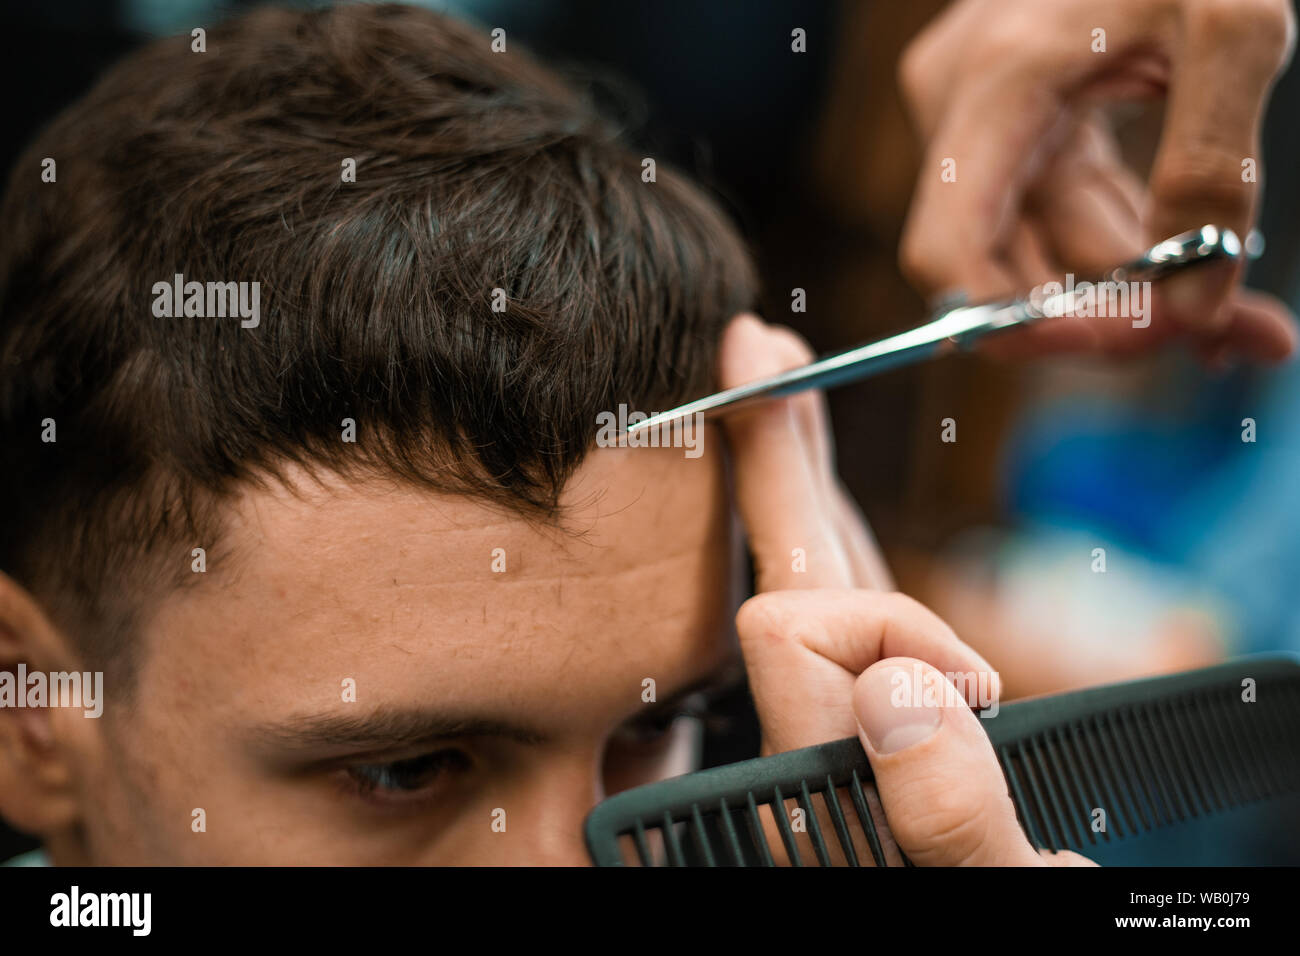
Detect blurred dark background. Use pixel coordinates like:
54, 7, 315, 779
2, 0, 1298, 864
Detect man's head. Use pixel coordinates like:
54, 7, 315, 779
0, 3, 755, 863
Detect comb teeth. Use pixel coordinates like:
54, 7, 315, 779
1000, 681, 1300, 852
585, 656, 1300, 866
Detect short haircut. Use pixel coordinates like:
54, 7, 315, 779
0, 3, 756, 688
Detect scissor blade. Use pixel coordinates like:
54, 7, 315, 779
627, 302, 1016, 435
625, 224, 1253, 438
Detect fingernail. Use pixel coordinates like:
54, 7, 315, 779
854, 664, 943, 755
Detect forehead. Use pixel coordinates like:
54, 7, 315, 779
134, 440, 737, 733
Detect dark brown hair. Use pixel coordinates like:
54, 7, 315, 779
0, 3, 756, 684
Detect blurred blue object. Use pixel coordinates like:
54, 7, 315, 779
1006, 355, 1300, 659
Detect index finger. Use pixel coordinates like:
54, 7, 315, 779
1147, 0, 1295, 330
718, 315, 855, 592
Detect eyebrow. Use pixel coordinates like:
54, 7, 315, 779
248, 654, 745, 761
248, 710, 549, 760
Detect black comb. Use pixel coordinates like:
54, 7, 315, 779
584, 655, 1300, 866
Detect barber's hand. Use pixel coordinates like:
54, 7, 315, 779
898, 0, 1297, 364
721, 315, 1092, 865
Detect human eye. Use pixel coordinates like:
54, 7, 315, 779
342, 748, 473, 806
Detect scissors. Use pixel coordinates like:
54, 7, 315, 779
627, 224, 1261, 437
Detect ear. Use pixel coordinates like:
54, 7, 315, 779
0, 570, 93, 839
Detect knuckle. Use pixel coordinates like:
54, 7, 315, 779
878, 590, 940, 631
894, 779, 999, 865
735, 592, 791, 643
1192, 0, 1293, 65
897, 35, 938, 109
879, 589, 922, 613
974, 29, 1023, 72
1149, 151, 1252, 217
966, 11, 1045, 75
1194, 0, 1288, 36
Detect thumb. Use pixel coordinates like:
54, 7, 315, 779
853, 658, 1090, 867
